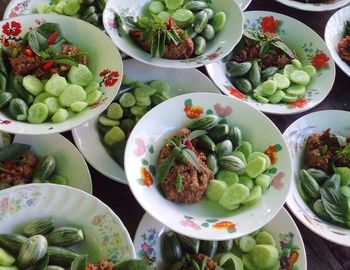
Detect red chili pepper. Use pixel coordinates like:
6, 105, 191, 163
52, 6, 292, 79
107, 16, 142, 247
4, 162, 13, 170
42, 60, 54, 70
134, 31, 142, 37
47, 31, 58, 45
185, 140, 193, 148
24, 48, 34, 56
167, 16, 174, 30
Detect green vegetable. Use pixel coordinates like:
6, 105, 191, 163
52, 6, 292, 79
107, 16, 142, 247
183, 1, 208, 11
51, 108, 69, 123
18, 235, 48, 269
228, 126, 242, 148
22, 218, 55, 237
208, 124, 229, 142
32, 155, 56, 183
219, 183, 250, 209
163, 231, 183, 262
197, 134, 215, 152
232, 77, 252, 93
289, 70, 310, 86
212, 12, 226, 32
206, 153, 218, 174
218, 240, 233, 252
23, 75, 44, 96
300, 169, 320, 199
47, 246, 79, 267
272, 73, 290, 90
67, 64, 93, 87
187, 115, 220, 130
70, 255, 87, 270
0, 248, 15, 266
58, 85, 86, 107
8, 75, 33, 104
115, 259, 156, 270
313, 199, 331, 221
0, 234, 27, 254
104, 126, 126, 146
235, 141, 252, 160
27, 103, 49, 124
9, 98, 28, 121
205, 180, 227, 202
199, 240, 218, 258
194, 36, 206, 56
194, 10, 209, 34
173, 9, 194, 28
47, 226, 84, 247
215, 140, 233, 158
0, 143, 30, 162
217, 170, 239, 186
177, 234, 200, 254
0, 92, 12, 109
248, 60, 261, 88
202, 24, 215, 41
226, 61, 252, 78
250, 245, 278, 269
261, 66, 279, 80
148, 1, 165, 14
218, 155, 245, 172
238, 235, 256, 252
254, 231, 276, 246
307, 168, 329, 185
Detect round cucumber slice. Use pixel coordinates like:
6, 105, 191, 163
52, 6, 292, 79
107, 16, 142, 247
218, 183, 250, 209
119, 93, 136, 108
84, 81, 100, 94
242, 185, 262, 206
44, 97, 60, 115
302, 64, 317, 78
216, 170, 239, 186
68, 64, 93, 87
282, 93, 298, 103
272, 73, 290, 90
283, 64, 298, 78
261, 80, 277, 96
245, 156, 267, 179
242, 253, 256, 270
58, 85, 86, 107
63, 0, 80, 16
164, 0, 184, 10
239, 176, 254, 190
148, 1, 165, 14
289, 70, 310, 86
291, 58, 302, 69
286, 84, 306, 97
86, 90, 102, 106
45, 74, 68, 96
251, 245, 278, 269
70, 101, 88, 112
98, 116, 119, 127
239, 235, 256, 252
27, 103, 49, 124
173, 9, 194, 28
206, 180, 227, 202
51, 108, 69, 123
254, 231, 276, 246
150, 80, 170, 95
247, 152, 271, 170
107, 103, 123, 120
255, 174, 271, 193
268, 90, 286, 104
34, 92, 52, 104
219, 253, 244, 270
212, 11, 226, 32
104, 126, 125, 146
23, 75, 44, 96
157, 11, 171, 22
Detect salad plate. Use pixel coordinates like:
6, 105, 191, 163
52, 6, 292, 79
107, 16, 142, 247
103, 0, 243, 69
0, 183, 136, 264
0, 14, 123, 135
206, 11, 335, 115
274, 0, 350, 11
72, 58, 220, 185
124, 92, 292, 240
134, 208, 307, 270
325, 5, 350, 78
284, 110, 350, 247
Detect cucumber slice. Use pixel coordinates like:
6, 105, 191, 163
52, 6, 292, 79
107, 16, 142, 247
150, 80, 170, 96
251, 245, 278, 269
272, 73, 290, 90
216, 170, 239, 186
54, 1, 66, 14
255, 231, 276, 246
286, 84, 306, 96
70, 101, 88, 112
212, 11, 226, 32
68, 64, 93, 87
84, 81, 100, 94
107, 103, 123, 120
58, 85, 86, 107
86, 90, 102, 105
239, 176, 254, 190
268, 90, 285, 104
218, 183, 250, 209
34, 92, 52, 104
104, 126, 125, 146
44, 97, 60, 115
157, 11, 171, 22
261, 80, 277, 96
48, 174, 69, 185
242, 253, 256, 270
253, 93, 269, 103
98, 116, 119, 127
283, 64, 298, 78
282, 93, 298, 103
231, 151, 247, 165
119, 93, 136, 108
164, 0, 184, 10
23, 75, 44, 96
247, 152, 271, 170
302, 64, 317, 78
136, 97, 152, 107
242, 185, 262, 206
0, 247, 15, 266
173, 9, 194, 28
291, 59, 302, 69
27, 103, 49, 124
290, 70, 310, 86
120, 118, 135, 133
239, 235, 256, 252
205, 180, 227, 202
255, 174, 271, 193
148, 1, 165, 14
245, 156, 267, 179
134, 87, 156, 98
34, 2, 50, 13
51, 108, 69, 123
235, 141, 252, 160
63, 0, 80, 15
45, 74, 68, 96
130, 106, 148, 116
334, 167, 350, 186
219, 253, 243, 270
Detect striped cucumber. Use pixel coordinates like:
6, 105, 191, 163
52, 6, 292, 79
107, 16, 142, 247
47, 226, 84, 247
22, 218, 55, 237
47, 246, 79, 267
0, 234, 27, 254
17, 235, 48, 269
32, 155, 56, 183
162, 231, 183, 262
187, 115, 220, 130
218, 156, 246, 172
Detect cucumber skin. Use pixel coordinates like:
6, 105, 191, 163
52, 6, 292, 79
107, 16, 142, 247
0, 143, 30, 162
187, 115, 220, 130
9, 98, 28, 121
47, 247, 79, 267
0, 92, 12, 109
162, 231, 183, 262
194, 10, 209, 33
32, 155, 56, 183
199, 240, 218, 258
248, 61, 261, 88
0, 234, 27, 254
226, 61, 252, 78
176, 234, 200, 254
197, 134, 216, 152
22, 219, 55, 237
18, 235, 48, 269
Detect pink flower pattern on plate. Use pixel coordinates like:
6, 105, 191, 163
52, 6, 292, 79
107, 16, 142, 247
180, 219, 201, 230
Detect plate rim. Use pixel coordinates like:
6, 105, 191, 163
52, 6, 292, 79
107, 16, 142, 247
274, 0, 350, 11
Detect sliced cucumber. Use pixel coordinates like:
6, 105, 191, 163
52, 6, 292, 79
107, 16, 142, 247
286, 84, 306, 96
282, 93, 298, 103
84, 81, 100, 94
255, 231, 276, 246
119, 93, 136, 108
148, 1, 165, 14
27, 103, 49, 124
68, 64, 93, 87
239, 235, 256, 252
58, 85, 86, 107
44, 97, 60, 115
212, 11, 226, 32
251, 245, 278, 269
239, 176, 254, 190
268, 90, 285, 104
291, 59, 302, 69
44, 74, 68, 96
86, 90, 102, 106
218, 183, 250, 209
261, 80, 277, 96
302, 64, 317, 78
51, 108, 69, 123
205, 180, 227, 202
216, 170, 239, 186
283, 64, 298, 78
70, 101, 88, 112
272, 73, 290, 90
242, 185, 262, 206
245, 156, 267, 179
173, 9, 194, 28
104, 126, 125, 146
255, 174, 271, 193
98, 116, 119, 127
164, 0, 184, 10
107, 103, 123, 120
289, 70, 310, 86
23, 75, 44, 96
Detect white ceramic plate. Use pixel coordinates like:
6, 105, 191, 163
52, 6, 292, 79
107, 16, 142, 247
0, 14, 122, 135
125, 92, 292, 240
275, 0, 350, 11
206, 11, 336, 115
103, 0, 243, 69
72, 58, 220, 185
134, 208, 307, 270
7, 133, 92, 193
236, 0, 252, 10
284, 110, 350, 247
325, 6, 350, 78
0, 183, 135, 262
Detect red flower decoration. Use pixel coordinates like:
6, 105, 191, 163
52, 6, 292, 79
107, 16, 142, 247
141, 167, 153, 187
311, 52, 330, 69
184, 104, 204, 119
2, 21, 22, 37
103, 71, 120, 87
288, 99, 308, 109
0, 120, 11, 125
228, 87, 246, 100
265, 145, 278, 165
261, 16, 279, 34
99, 69, 109, 77
213, 221, 236, 230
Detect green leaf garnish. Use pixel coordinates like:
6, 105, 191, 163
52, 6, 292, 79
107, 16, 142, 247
155, 150, 178, 183
320, 145, 328, 155
187, 130, 207, 140
176, 173, 183, 192
181, 148, 201, 171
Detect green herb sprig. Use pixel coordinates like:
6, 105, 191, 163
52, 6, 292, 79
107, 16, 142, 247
155, 130, 207, 183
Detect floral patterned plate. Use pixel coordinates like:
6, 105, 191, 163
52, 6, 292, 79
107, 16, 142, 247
325, 6, 350, 78
275, 0, 350, 11
11, 133, 92, 193
205, 11, 336, 115
72, 58, 220, 185
134, 208, 307, 270
124, 92, 292, 240
284, 110, 350, 247
0, 14, 122, 135
0, 183, 136, 262
102, 0, 243, 69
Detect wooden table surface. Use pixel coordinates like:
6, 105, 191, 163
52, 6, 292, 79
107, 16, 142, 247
1, 0, 350, 269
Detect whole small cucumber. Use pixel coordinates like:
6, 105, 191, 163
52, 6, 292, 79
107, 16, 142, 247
194, 36, 206, 56
248, 60, 261, 88
32, 155, 56, 183
194, 10, 209, 33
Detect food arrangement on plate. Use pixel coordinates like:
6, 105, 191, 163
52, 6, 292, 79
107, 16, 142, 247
206, 11, 335, 115
134, 209, 307, 270
284, 110, 350, 247
338, 20, 350, 65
